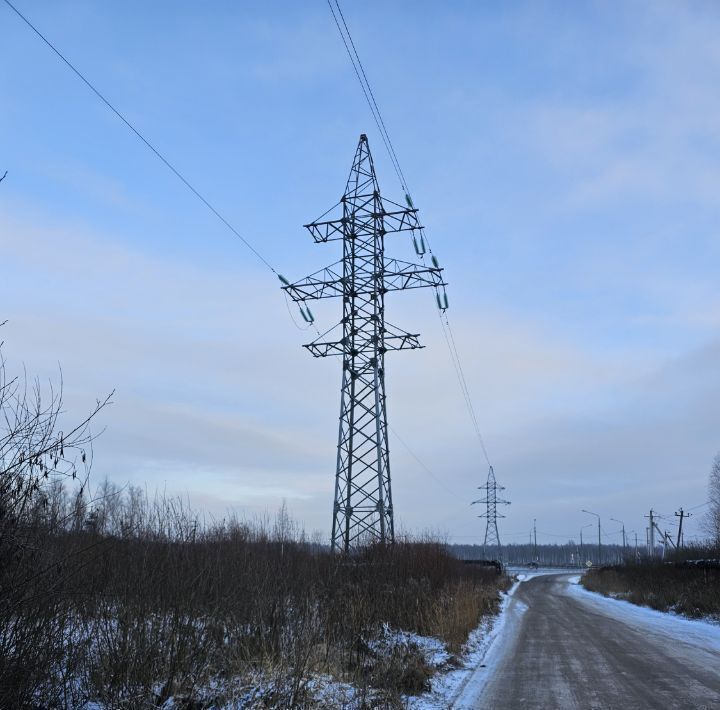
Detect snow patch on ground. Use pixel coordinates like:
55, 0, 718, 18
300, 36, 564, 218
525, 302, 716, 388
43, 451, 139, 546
512, 569, 570, 581
306, 675, 360, 708
407, 579, 525, 709
370, 622, 452, 668
565, 574, 720, 651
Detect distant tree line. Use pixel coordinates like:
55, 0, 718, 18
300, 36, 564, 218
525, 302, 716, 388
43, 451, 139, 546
448, 542, 630, 567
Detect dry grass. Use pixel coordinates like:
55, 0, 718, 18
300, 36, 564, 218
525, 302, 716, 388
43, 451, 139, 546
581, 550, 720, 619
1, 486, 508, 708
0, 337, 508, 707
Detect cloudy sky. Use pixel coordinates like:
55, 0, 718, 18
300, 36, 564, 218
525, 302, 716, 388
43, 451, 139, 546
2, 0, 719, 546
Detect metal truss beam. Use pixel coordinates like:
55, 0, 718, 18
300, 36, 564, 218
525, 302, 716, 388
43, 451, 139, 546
282, 258, 446, 303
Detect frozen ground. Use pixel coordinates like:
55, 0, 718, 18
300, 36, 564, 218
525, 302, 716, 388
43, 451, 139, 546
408, 573, 544, 709
451, 572, 720, 709
84, 571, 720, 708
565, 574, 720, 651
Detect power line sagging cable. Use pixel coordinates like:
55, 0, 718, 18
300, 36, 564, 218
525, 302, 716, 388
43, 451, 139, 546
2, 0, 277, 275
9, 0, 494, 506
329, 0, 409, 192
328, 0, 493, 468
389, 425, 463, 500
439, 311, 491, 466
326, 0, 405, 192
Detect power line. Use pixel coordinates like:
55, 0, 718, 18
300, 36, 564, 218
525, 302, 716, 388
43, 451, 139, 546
436, 312, 491, 466
3, 0, 277, 275
686, 501, 710, 512
10, 0, 496, 507
326, 1, 406, 192
389, 425, 463, 500
328, 0, 493, 468
330, 0, 409, 192
441, 312, 491, 466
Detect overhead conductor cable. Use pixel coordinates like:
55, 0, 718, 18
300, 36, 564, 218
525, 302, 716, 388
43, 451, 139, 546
329, 0, 492, 468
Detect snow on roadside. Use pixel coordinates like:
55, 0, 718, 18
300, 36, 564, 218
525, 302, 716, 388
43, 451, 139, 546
369, 622, 452, 668
406, 578, 525, 709
565, 574, 720, 651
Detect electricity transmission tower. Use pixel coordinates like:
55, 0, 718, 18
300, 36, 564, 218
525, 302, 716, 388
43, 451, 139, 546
472, 466, 510, 560
282, 134, 446, 553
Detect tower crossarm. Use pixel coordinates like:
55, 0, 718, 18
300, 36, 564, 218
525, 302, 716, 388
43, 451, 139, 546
303, 198, 421, 244
283, 258, 445, 303
383, 258, 446, 292
303, 217, 346, 244
377, 202, 422, 234
472, 496, 511, 505
304, 327, 422, 358
282, 261, 345, 302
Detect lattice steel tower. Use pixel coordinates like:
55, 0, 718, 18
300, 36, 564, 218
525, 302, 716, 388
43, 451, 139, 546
282, 134, 446, 553
472, 466, 510, 560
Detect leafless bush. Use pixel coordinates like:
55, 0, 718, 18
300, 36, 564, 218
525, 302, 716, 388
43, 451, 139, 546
0, 334, 507, 707
582, 546, 720, 619
1, 479, 507, 707
704, 452, 720, 545
0, 334, 111, 708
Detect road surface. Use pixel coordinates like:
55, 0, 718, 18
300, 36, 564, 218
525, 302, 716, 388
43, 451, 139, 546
454, 573, 720, 709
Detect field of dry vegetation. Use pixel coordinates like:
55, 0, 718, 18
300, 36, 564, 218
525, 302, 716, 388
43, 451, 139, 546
581, 551, 720, 620
0, 343, 508, 708
1, 486, 508, 708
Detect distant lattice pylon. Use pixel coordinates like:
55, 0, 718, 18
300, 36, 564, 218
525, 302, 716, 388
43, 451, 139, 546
471, 466, 510, 560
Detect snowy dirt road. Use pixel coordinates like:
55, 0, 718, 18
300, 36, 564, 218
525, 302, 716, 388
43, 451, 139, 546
453, 572, 720, 709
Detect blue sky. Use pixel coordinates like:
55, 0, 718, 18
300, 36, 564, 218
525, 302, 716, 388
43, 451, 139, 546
2, 0, 719, 546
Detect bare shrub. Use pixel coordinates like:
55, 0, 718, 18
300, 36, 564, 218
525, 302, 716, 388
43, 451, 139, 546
0, 334, 508, 707
704, 452, 720, 545
582, 549, 720, 619
1, 485, 506, 706
0, 334, 111, 708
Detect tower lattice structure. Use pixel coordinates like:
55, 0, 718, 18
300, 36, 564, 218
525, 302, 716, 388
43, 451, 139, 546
283, 134, 446, 553
472, 466, 510, 560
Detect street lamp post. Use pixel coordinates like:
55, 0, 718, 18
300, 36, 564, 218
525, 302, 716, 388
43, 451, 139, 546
582, 509, 601, 565
611, 518, 626, 561
580, 523, 592, 567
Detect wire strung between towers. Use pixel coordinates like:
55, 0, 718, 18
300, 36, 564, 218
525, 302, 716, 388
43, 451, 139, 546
8, 0, 493, 499
2, 0, 277, 276
438, 311, 492, 466
328, 0, 493, 468
327, 0, 409, 193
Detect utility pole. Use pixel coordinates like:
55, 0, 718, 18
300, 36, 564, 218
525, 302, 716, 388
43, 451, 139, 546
628, 530, 639, 561
611, 517, 626, 561
675, 508, 691, 549
651, 520, 674, 558
582, 510, 601, 565
533, 518, 537, 562
580, 523, 592, 565
471, 466, 510, 561
283, 134, 446, 553
645, 509, 655, 558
